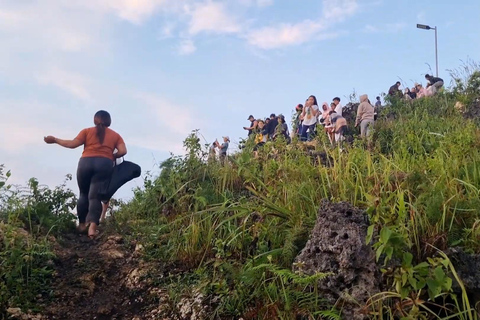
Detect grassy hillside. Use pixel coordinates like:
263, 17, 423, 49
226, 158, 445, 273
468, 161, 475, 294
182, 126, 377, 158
2, 67, 480, 319
110, 72, 480, 319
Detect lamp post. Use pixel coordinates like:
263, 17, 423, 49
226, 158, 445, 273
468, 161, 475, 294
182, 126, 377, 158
416, 24, 438, 77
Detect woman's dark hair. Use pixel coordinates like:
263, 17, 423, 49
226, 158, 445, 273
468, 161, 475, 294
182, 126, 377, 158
94, 110, 111, 145
309, 95, 318, 106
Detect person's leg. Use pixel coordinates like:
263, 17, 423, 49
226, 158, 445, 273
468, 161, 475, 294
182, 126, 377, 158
306, 124, 316, 141
334, 132, 340, 144
433, 81, 444, 94
336, 126, 346, 148
360, 120, 367, 138
300, 124, 308, 141
100, 200, 109, 223
365, 120, 374, 139
86, 158, 113, 238
76, 158, 93, 231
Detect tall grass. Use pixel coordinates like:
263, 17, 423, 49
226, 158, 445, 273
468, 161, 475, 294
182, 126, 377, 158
114, 85, 480, 318
0, 168, 77, 315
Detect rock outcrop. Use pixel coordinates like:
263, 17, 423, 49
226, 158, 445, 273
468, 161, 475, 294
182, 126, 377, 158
293, 200, 380, 320
445, 247, 480, 305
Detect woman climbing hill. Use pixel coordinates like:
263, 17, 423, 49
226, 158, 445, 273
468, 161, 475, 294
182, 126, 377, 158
44, 110, 127, 239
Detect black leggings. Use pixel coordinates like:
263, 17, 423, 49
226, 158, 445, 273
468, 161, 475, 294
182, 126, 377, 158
76, 157, 113, 225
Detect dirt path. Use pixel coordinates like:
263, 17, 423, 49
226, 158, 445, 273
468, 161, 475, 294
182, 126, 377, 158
39, 230, 154, 320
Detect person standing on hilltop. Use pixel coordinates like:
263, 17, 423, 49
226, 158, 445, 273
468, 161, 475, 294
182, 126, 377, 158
243, 115, 258, 137
388, 81, 402, 98
332, 97, 343, 116
292, 104, 303, 138
266, 113, 278, 140
375, 96, 382, 109
300, 95, 319, 141
325, 110, 347, 147
355, 94, 375, 138
425, 74, 444, 94
274, 114, 291, 143
215, 136, 229, 164
44, 110, 127, 239
318, 102, 330, 124
253, 119, 268, 157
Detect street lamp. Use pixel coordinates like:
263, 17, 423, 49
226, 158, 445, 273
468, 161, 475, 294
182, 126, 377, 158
416, 24, 438, 77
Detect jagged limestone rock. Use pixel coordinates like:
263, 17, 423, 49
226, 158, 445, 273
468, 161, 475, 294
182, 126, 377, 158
445, 247, 480, 305
293, 200, 380, 320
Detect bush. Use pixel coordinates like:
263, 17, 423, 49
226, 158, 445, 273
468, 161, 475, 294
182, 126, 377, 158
0, 167, 77, 315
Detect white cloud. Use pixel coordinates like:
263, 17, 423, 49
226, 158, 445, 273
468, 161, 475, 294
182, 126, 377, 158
36, 67, 92, 101
246, 21, 325, 49
134, 92, 198, 135
69, 0, 171, 24
0, 2, 102, 56
0, 99, 79, 153
363, 22, 407, 34
238, 0, 274, 7
363, 24, 378, 33
256, 0, 274, 7
0, 8, 24, 29
123, 92, 205, 154
158, 22, 176, 39
322, 0, 359, 21
245, 0, 359, 50
188, 2, 241, 35
178, 39, 197, 55
417, 11, 426, 23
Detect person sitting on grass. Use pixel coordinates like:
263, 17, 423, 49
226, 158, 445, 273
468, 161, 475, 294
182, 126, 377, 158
409, 87, 417, 99
44, 110, 127, 240
404, 88, 413, 100
415, 83, 427, 98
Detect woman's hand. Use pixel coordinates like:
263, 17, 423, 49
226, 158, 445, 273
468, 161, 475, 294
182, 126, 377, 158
44, 136, 56, 144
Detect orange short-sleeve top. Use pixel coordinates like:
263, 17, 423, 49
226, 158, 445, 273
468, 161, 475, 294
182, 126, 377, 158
75, 127, 124, 161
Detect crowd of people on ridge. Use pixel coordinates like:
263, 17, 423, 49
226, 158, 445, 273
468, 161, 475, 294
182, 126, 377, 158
388, 74, 444, 100
209, 73, 445, 160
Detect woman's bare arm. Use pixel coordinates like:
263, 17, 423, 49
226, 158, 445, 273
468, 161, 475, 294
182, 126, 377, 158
114, 142, 127, 158
44, 136, 83, 149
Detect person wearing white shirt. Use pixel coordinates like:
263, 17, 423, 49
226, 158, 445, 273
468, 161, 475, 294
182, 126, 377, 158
300, 95, 319, 141
333, 97, 343, 116
332, 97, 344, 142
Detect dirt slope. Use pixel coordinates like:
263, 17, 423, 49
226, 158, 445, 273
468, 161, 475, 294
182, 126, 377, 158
40, 231, 154, 320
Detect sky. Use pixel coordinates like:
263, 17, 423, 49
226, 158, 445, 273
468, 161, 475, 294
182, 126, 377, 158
1, 0, 479, 200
